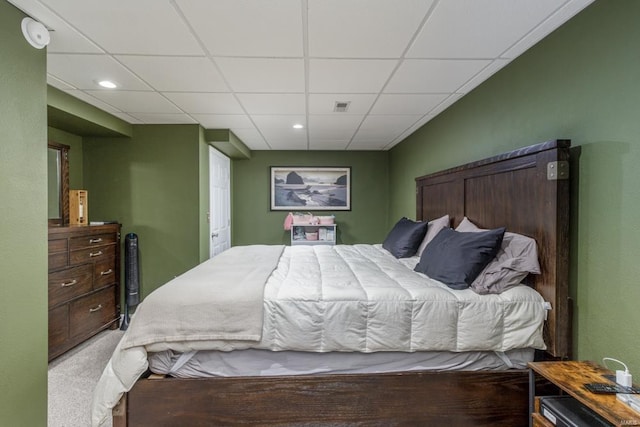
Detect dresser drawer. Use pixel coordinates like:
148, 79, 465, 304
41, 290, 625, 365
48, 238, 69, 270
70, 233, 117, 250
69, 287, 116, 338
70, 243, 116, 266
94, 258, 117, 288
49, 305, 69, 353
48, 264, 93, 308
48, 252, 68, 271
49, 238, 68, 253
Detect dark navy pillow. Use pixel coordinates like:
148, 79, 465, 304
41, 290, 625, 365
414, 227, 505, 290
382, 217, 429, 258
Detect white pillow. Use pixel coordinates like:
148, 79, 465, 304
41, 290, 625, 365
456, 217, 541, 294
416, 214, 450, 257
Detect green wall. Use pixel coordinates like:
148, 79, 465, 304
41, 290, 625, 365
232, 150, 389, 246
83, 125, 205, 297
0, 2, 48, 426
390, 0, 640, 373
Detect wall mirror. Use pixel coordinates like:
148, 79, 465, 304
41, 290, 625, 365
48, 141, 70, 226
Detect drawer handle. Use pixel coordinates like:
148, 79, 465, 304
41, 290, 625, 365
100, 268, 113, 276
89, 238, 103, 244
89, 251, 103, 257
61, 279, 77, 288
89, 304, 103, 313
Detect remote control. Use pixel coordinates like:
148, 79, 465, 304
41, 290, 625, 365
584, 383, 640, 394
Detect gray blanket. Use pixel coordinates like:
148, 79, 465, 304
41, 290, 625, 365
121, 244, 285, 350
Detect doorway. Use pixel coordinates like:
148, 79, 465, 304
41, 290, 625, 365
209, 146, 231, 258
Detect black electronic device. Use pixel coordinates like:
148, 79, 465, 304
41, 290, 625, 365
540, 396, 613, 427
584, 382, 640, 394
121, 232, 140, 331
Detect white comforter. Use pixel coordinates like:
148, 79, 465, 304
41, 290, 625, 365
92, 244, 546, 426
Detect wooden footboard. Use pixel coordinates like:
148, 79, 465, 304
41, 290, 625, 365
113, 370, 530, 426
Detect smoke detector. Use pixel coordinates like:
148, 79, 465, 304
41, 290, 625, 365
333, 101, 351, 113
21, 17, 50, 49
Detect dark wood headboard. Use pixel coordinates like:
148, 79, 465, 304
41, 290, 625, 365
415, 140, 571, 359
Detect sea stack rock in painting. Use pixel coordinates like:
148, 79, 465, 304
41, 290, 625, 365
335, 175, 347, 185
287, 171, 304, 185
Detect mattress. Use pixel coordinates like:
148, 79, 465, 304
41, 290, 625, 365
148, 348, 535, 378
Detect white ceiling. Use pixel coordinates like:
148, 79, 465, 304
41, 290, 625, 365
10, 0, 594, 150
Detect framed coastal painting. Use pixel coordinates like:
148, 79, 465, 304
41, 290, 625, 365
270, 166, 351, 211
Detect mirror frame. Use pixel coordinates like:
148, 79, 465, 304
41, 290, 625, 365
48, 141, 70, 226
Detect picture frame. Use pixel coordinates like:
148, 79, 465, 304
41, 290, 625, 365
270, 166, 351, 211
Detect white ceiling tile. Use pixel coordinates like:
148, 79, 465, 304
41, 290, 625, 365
370, 94, 449, 115
308, 94, 377, 115
309, 140, 350, 150
252, 115, 307, 130
457, 59, 511, 94
253, 115, 308, 149
309, 59, 398, 93
502, 0, 595, 59
46, 25, 104, 54
176, 0, 303, 57
263, 133, 309, 150
385, 116, 437, 148
47, 75, 75, 91
85, 91, 183, 114
407, 0, 567, 59
110, 112, 144, 124
47, 54, 152, 91
163, 93, 244, 115
237, 94, 306, 115
347, 138, 391, 150
358, 115, 423, 139
229, 128, 270, 150
425, 93, 465, 118
41, 0, 204, 55
8, 0, 104, 53
63, 90, 121, 113
216, 58, 305, 93
308, 0, 434, 58
308, 115, 363, 139
116, 56, 228, 92
385, 59, 491, 93
193, 114, 254, 130
128, 113, 197, 125
257, 128, 308, 149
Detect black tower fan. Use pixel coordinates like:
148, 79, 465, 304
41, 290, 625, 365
121, 233, 140, 330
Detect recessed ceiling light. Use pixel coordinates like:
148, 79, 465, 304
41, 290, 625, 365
97, 80, 117, 89
293, 124, 304, 129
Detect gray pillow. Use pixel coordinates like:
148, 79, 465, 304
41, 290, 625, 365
414, 227, 505, 290
416, 214, 450, 257
382, 217, 428, 258
456, 217, 541, 294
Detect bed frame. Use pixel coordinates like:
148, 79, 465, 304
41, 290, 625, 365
112, 140, 572, 426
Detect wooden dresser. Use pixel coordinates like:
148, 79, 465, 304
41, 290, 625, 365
48, 224, 121, 360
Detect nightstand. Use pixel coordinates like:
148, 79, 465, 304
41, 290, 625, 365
529, 361, 640, 426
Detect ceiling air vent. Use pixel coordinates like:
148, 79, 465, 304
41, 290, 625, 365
333, 101, 351, 113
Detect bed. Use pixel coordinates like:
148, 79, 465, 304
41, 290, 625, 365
96, 140, 571, 426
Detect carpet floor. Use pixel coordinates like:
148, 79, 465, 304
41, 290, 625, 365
48, 329, 125, 427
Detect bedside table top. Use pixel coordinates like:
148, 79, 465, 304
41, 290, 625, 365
529, 360, 640, 425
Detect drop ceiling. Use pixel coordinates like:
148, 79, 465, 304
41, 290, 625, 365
10, 0, 594, 150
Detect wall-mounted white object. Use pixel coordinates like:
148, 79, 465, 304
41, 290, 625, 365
21, 17, 50, 49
